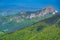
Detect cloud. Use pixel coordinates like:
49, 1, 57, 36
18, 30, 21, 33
30, 14, 36, 19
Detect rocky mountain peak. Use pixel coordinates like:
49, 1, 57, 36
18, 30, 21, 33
38, 6, 58, 16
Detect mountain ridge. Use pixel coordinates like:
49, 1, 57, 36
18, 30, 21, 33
0, 6, 59, 33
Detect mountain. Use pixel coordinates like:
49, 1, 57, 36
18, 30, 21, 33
0, 12, 60, 40
18, 6, 58, 19
0, 6, 58, 33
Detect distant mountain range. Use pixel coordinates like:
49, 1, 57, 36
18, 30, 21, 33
0, 6, 59, 33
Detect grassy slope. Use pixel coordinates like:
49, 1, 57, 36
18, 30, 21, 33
0, 31, 6, 37
0, 13, 60, 40
31, 25, 60, 40
0, 22, 48, 40
0, 21, 60, 40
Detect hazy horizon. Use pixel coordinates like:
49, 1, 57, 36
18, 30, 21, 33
0, 0, 60, 16
0, 0, 60, 11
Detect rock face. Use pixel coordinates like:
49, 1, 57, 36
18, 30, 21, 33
37, 6, 58, 16
27, 6, 58, 19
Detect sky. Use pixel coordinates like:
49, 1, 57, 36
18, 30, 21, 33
0, 0, 60, 11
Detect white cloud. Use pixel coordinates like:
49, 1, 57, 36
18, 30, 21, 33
10, 18, 13, 21
55, 10, 58, 13
26, 16, 30, 19
16, 20, 20, 23
53, 12, 55, 14
30, 14, 36, 19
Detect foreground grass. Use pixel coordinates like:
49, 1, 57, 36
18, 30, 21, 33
0, 22, 60, 40
31, 25, 60, 40
0, 31, 6, 37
